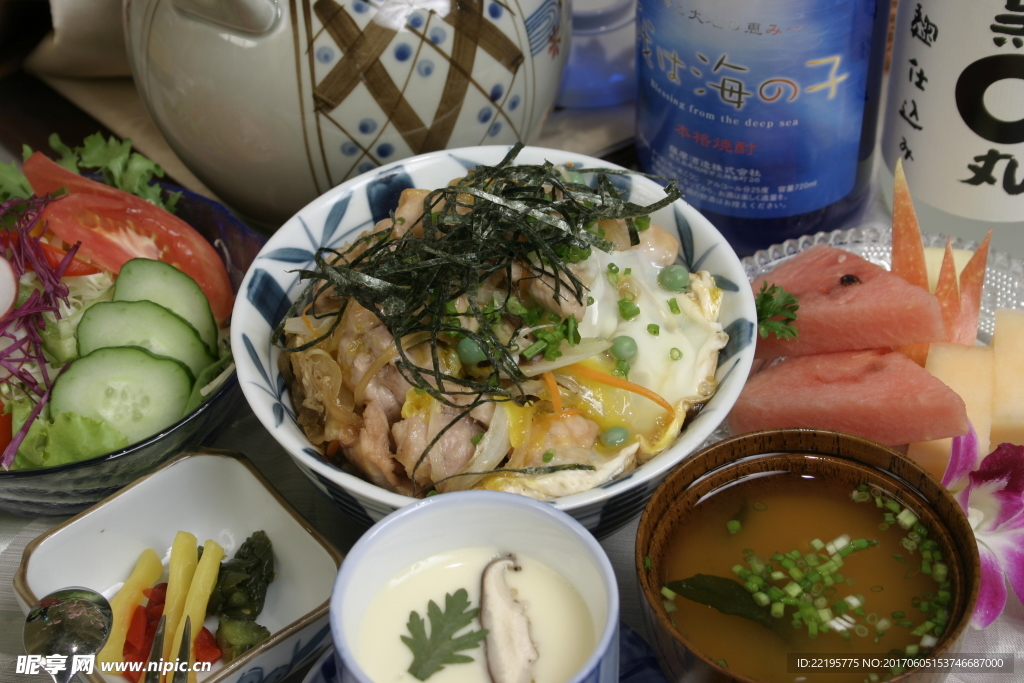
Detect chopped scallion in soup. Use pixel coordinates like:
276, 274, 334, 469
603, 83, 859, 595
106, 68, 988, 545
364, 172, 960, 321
662, 472, 954, 682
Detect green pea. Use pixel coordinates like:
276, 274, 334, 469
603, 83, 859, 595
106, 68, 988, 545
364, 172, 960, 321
601, 426, 629, 447
457, 337, 487, 365
658, 265, 691, 292
610, 335, 638, 361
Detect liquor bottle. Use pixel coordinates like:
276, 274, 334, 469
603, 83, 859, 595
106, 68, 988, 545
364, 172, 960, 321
635, 0, 892, 255
879, 0, 1024, 253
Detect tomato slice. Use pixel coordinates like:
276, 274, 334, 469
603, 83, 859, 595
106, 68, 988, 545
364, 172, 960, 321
0, 410, 12, 453
38, 241, 103, 276
193, 627, 222, 664
23, 153, 234, 323
0, 233, 103, 277
125, 604, 148, 652
23, 152, 152, 204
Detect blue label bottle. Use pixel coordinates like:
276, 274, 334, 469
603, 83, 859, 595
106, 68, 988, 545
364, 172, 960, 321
636, 0, 891, 255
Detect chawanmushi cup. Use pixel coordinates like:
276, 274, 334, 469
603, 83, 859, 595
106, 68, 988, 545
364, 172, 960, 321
330, 490, 620, 683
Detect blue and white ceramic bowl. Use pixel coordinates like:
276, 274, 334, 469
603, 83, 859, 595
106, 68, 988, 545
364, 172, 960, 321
330, 491, 620, 683
231, 145, 756, 537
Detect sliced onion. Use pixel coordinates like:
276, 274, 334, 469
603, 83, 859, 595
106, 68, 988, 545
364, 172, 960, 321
305, 349, 361, 426
282, 312, 333, 338
352, 331, 431, 407
440, 403, 510, 493
519, 337, 612, 377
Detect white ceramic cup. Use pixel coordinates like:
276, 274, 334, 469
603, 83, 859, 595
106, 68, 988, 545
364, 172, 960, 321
330, 490, 620, 683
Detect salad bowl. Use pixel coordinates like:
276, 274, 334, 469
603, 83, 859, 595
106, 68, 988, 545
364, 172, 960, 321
232, 145, 756, 538
0, 182, 266, 517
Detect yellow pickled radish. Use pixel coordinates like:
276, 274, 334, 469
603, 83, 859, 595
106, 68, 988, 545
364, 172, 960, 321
97, 548, 162, 664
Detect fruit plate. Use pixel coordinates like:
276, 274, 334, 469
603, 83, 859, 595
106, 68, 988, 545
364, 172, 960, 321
742, 223, 1024, 345
699, 224, 1024, 448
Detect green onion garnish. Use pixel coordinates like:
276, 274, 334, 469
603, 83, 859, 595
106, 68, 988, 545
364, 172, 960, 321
618, 299, 641, 320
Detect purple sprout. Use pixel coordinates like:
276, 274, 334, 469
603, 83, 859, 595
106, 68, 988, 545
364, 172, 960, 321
0, 195, 82, 469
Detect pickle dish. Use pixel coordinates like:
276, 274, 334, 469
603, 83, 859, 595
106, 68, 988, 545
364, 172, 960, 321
14, 449, 343, 683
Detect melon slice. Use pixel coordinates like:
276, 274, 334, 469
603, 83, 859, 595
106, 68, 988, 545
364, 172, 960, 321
753, 244, 945, 360
728, 349, 969, 446
991, 309, 1024, 447
891, 158, 929, 290
906, 343, 992, 481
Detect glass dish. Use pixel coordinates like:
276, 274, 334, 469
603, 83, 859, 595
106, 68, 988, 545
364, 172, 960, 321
742, 223, 1024, 344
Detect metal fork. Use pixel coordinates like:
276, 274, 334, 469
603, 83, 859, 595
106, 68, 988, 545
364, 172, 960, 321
171, 617, 191, 683
142, 616, 191, 683
142, 616, 165, 683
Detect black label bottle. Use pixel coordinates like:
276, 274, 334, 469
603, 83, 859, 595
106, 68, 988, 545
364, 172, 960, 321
879, 0, 1024, 254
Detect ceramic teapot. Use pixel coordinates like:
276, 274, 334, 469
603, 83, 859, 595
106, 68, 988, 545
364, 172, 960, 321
123, 0, 571, 227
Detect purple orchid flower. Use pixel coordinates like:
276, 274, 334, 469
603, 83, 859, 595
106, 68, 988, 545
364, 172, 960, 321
945, 431, 1024, 629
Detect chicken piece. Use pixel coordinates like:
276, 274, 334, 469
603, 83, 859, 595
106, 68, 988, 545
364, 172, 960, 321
348, 400, 412, 495
428, 411, 483, 485
392, 414, 432, 488
522, 269, 588, 320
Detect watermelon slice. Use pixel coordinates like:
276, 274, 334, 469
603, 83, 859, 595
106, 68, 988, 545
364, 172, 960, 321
891, 159, 929, 290
753, 244, 945, 360
950, 230, 991, 344
728, 349, 969, 446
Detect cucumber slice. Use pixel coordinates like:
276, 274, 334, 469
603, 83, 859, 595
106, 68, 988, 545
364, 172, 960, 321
77, 300, 216, 379
50, 347, 192, 443
113, 258, 218, 353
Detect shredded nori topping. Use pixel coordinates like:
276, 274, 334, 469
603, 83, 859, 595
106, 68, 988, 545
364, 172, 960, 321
273, 144, 679, 489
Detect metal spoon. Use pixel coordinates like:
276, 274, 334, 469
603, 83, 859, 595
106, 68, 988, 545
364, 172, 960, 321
24, 587, 113, 683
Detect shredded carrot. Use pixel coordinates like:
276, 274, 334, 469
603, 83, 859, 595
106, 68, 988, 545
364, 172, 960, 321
564, 364, 675, 415
325, 439, 342, 457
301, 302, 318, 336
542, 372, 563, 413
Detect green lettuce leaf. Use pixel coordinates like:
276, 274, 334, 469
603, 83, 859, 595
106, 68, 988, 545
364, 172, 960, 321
7, 398, 129, 470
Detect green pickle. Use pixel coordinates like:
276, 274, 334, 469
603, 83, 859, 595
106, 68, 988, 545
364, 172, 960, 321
207, 530, 276, 660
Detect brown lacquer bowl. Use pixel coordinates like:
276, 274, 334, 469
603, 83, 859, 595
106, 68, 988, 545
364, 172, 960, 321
636, 429, 980, 683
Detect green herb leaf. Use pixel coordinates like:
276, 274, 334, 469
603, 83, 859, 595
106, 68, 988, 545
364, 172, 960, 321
402, 588, 488, 681
665, 574, 780, 633
755, 282, 799, 340
0, 161, 33, 203
12, 133, 180, 213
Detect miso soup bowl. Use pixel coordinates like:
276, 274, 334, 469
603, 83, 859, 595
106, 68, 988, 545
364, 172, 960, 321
330, 491, 620, 683
636, 429, 981, 683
